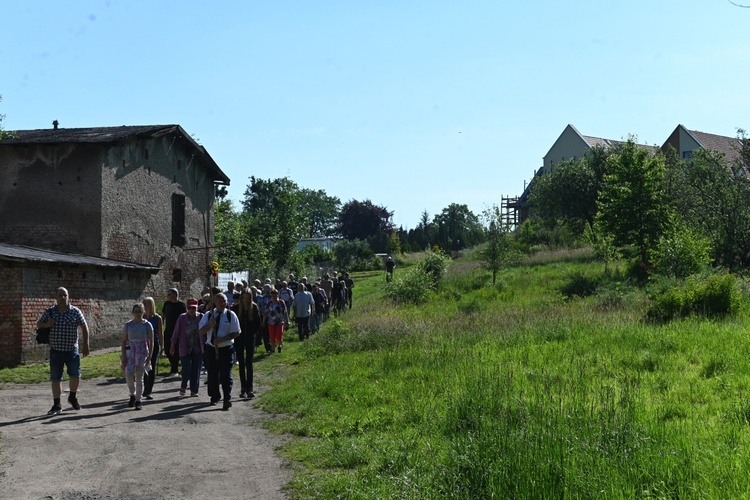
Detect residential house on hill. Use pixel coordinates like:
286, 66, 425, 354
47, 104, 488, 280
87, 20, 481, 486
510, 124, 656, 225
510, 123, 745, 228
0, 124, 230, 367
662, 124, 742, 169
543, 124, 658, 174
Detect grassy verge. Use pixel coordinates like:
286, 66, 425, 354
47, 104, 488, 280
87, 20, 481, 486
256, 250, 750, 498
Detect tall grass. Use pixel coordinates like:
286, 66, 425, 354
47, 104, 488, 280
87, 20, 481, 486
254, 252, 750, 497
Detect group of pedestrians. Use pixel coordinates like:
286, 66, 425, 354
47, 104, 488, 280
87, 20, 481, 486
37, 272, 355, 416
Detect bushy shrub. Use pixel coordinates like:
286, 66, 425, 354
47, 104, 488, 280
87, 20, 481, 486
384, 267, 432, 304
384, 250, 448, 305
333, 239, 375, 270
559, 272, 600, 298
650, 216, 712, 279
647, 272, 740, 322
417, 250, 449, 288
349, 256, 383, 272
515, 218, 582, 253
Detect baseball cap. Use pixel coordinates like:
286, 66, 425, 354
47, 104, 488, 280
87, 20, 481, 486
186, 298, 199, 307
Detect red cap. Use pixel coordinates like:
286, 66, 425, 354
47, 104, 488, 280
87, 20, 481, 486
186, 298, 199, 307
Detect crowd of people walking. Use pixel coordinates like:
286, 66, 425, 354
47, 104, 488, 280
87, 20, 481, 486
37, 272, 354, 416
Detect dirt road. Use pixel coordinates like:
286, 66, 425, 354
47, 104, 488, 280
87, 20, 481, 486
0, 373, 291, 499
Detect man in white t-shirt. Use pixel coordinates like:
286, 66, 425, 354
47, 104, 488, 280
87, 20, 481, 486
290, 283, 314, 341
198, 293, 240, 410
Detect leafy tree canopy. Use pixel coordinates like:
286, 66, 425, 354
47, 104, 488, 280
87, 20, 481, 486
432, 203, 483, 251
529, 145, 611, 236
596, 139, 668, 267
337, 199, 393, 241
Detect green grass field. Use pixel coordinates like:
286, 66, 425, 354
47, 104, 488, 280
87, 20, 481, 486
6, 249, 750, 498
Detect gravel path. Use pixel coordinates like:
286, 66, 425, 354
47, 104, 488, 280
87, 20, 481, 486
0, 373, 291, 499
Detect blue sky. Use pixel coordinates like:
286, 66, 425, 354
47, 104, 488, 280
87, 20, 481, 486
2, 1, 749, 229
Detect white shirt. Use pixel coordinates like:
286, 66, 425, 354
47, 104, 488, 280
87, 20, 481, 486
199, 307, 240, 348
291, 291, 314, 318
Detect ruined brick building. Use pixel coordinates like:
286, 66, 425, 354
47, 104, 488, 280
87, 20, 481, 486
0, 124, 230, 367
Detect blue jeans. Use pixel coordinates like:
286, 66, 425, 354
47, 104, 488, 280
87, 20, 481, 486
311, 313, 322, 333
180, 350, 203, 394
49, 348, 81, 381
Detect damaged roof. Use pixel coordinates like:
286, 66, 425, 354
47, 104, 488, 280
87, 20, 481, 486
0, 242, 160, 272
1, 124, 230, 184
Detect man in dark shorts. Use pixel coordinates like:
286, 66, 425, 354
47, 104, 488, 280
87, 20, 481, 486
37, 287, 90, 415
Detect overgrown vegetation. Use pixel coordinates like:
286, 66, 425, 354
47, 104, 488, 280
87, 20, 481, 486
242, 250, 750, 497
384, 250, 448, 304
647, 272, 741, 322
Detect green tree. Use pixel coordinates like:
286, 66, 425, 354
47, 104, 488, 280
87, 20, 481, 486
388, 230, 402, 256
433, 203, 483, 251
333, 239, 375, 270
242, 176, 306, 276
405, 210, 435, 252
529, 145, 610, 237
214, 199, 271, 276
480, 205, 516, 285
216, 177, 342, 276
664, 147, 750, 269
337, 199, 393, 250
596, 139, 668, 269
298, 188, 341, 238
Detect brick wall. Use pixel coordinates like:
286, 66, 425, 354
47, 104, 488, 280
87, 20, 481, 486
0, 144, 103, 255
0, 262, 157, 368
0, 128, 222, 367
0, 266, 23, 367
100, 133, 216, 302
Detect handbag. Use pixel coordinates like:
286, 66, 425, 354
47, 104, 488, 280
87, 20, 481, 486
36, 327, 51, 344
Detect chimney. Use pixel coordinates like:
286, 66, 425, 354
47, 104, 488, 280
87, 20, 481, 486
53, 120, 59, 130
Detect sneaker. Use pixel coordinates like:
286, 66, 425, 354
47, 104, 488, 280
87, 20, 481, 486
135, 400, 142, 410
247, 391, 255, 399
190, 392, 199, 397
144, 395, 154, 400
67, 395, 81, 410
240, 391, 247, 398
179, 388, 187, 397
222, 400, 232, 411
128, 395, 135, 408
47, 404, 62, 416
277, 345, 282, 353
209, 398, 220, 406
